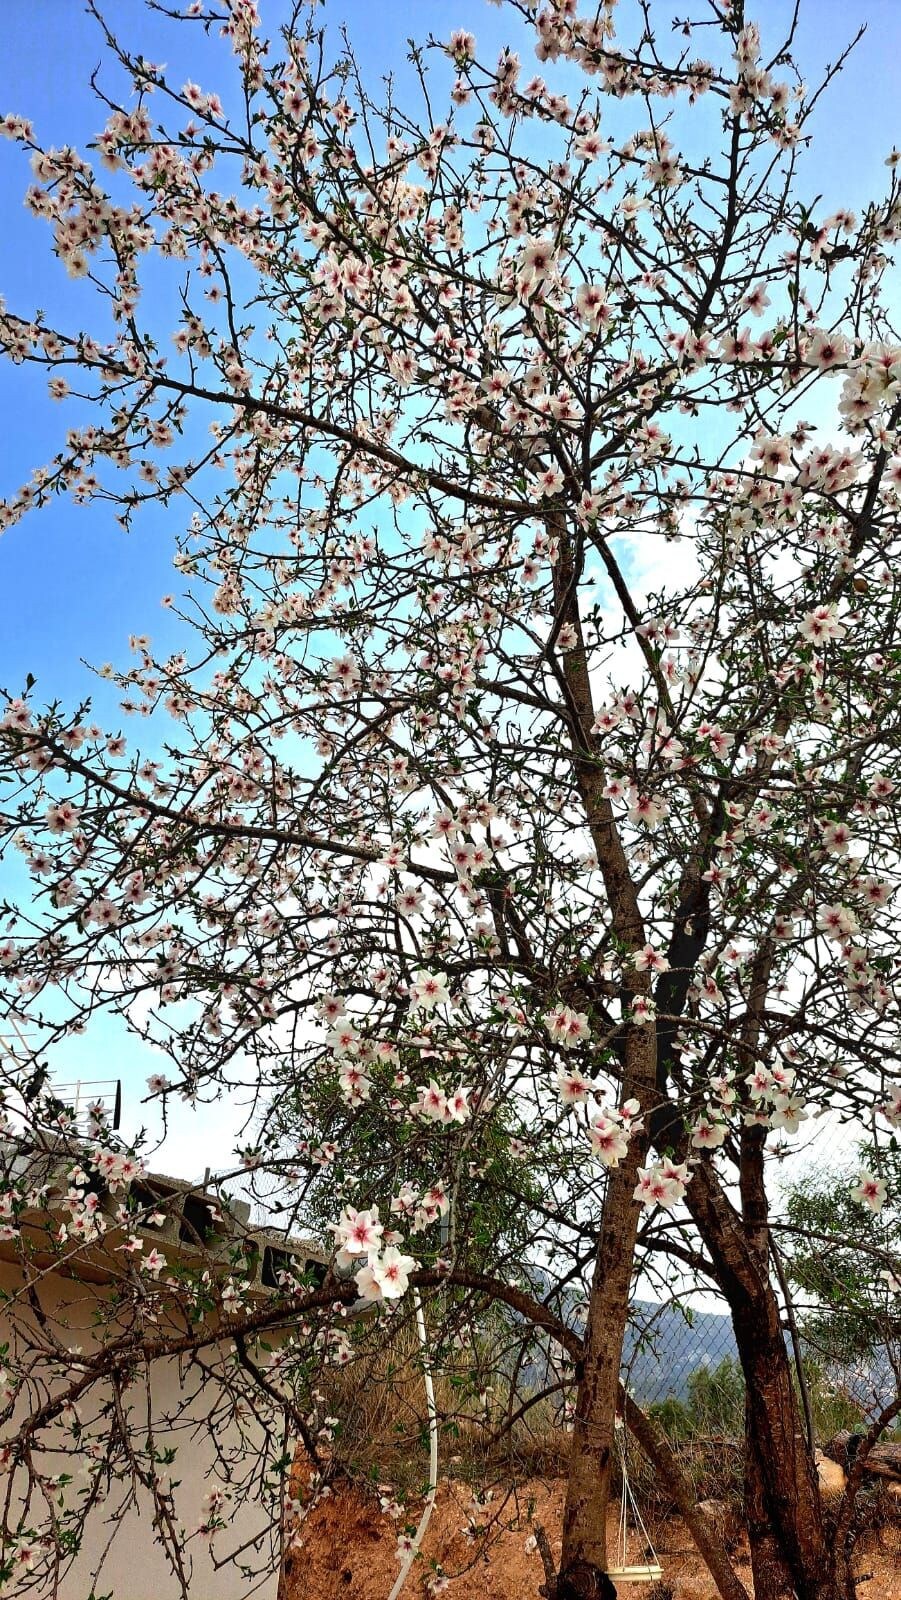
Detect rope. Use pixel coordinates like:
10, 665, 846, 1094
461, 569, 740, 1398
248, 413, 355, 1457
612, 1418, 661, 1579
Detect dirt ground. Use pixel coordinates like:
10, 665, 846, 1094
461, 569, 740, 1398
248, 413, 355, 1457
279, 1472, 901, 1600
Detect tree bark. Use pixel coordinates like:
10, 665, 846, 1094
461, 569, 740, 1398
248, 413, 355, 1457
737, 1294, 830, 1600
743, 1431, 799, 1600
684, 1164, 837, 1600
559, 1114, 649, 1587
550, 514, 657, 1594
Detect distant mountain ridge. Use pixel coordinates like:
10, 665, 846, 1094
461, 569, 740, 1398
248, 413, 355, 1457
515, 1277, 740, 1404
621, 1300, 738, 1402
523, 1287, 887, 1412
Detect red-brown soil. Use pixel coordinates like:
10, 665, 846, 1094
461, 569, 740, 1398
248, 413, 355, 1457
279, 1473, 900, 1600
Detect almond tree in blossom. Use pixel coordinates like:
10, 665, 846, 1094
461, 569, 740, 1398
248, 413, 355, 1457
1, 3, 900, 1598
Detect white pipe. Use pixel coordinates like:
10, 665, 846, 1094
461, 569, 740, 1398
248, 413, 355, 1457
387, 1289, 439, 1600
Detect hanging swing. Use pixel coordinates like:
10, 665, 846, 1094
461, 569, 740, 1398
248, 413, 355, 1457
608, 1417, 664, 1585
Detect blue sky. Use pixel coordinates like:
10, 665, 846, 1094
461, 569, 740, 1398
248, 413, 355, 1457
1, 0, 898, 712
1, 0, 899, 1177
2, 0, 898, 707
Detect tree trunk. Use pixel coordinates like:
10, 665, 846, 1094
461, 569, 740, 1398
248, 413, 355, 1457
684, 1164, 838, 1600
736, 1291, 832, 1600
559, 1130, 648, 1594
743, 1431, 799, 1600
549, 508, 657, 1597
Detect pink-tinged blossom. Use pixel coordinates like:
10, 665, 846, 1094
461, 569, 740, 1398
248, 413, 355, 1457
415, 1080, 448, 1122
589, 1117, 629, 1168
410, 970, 450, 1011
45, 801, 80, 833
574, 283, 612, 329
820, 821, 851, 854
338, 1064, 372, 1105
371, 1246, 417, 1299
0, 699, 31, 731
445, 1084, 472, 1123
631, 944, 670, 974
0, 114, 34, 141
518, 237, 557, 286
420, 1181, 450, 1220
619, 1099, 644, 1130
543, 1004, 591, 1048
805, 329, 850, 371
327, 1021, 360, 1055
628, 791, 670, 829
770, 1093, 809, 1133
798, 605, 846, 645
431, 809, 458, 840
630, 994, 656, 1026
332, 1206, 384, 1266
556, 1068, 592, 1104
390, 1182, 418, 1219
816, 903, 858, 941
690, 1116, 727, 1150
317, 993, 347, 1023
447, 30, 476, 64
850, 1171, 887, 1213
352, 1259, 382, 1301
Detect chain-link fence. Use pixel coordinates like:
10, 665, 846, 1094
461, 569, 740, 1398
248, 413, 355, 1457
618, 1117, 899, 1441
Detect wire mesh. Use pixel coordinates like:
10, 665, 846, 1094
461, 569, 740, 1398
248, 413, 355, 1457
619, 1117, 899, 1438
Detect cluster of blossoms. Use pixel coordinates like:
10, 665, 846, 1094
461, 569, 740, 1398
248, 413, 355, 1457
554, 1064, 645, 1171
193, 1486, 230, 1541
880, 1084, 901, 1127
838, 343, 901, 433
411, 1079, 472, 1124
89, 1148, 144, 1189
118, 1233, 167, 1276
55, 1149, 145, 1245
544, 1003, 591, 1048
331, 1206, 418, 1303
0, 1188, 20, 1242
322, 1005, 473, 1125
5, 1535, 43, 1581
589, 1100, 642, 1169
390, 1177, 452, 1235
634, 1160, 692, 1211
312, 1323, 354, 1368
56, 1166, 107, 1246
742, 1064, 811, 1135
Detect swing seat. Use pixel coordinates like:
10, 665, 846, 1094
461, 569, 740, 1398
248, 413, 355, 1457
607, 1564, 664, 1584
612, 1414, 663, 1585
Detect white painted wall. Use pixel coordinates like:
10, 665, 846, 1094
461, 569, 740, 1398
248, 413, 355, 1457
0, 1258, 284, 1600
